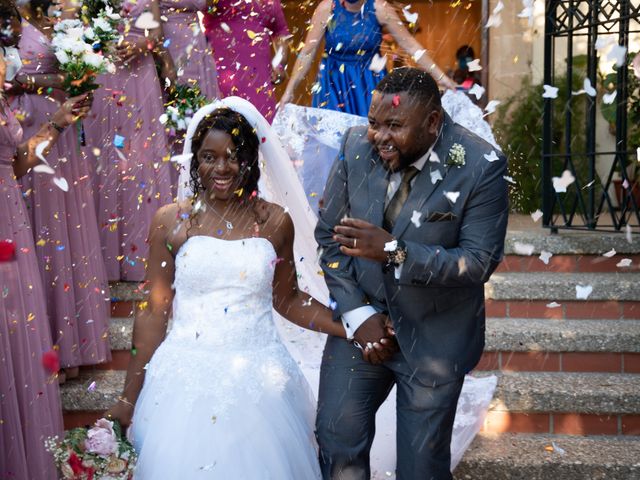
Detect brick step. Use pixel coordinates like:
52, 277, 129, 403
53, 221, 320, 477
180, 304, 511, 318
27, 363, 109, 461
99, 317, 640, 373
454, 433, 640, 480
61, 370, 640, 435
496, 254, 640, 273
505, 230, 640, 256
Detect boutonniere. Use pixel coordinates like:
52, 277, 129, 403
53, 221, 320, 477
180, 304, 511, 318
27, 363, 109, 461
447, 143, 466, 168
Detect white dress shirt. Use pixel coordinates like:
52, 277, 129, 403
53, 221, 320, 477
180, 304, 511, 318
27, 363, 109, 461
341, 148, 434, 339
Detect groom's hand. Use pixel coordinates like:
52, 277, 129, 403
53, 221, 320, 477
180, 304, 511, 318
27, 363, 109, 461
354, 313, 398, 364
334, 218, 393, 263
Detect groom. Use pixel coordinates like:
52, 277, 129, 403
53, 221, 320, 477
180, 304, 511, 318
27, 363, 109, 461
314, 68, 509, 479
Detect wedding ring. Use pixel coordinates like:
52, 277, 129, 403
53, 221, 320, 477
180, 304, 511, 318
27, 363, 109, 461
353, 239, 357, 249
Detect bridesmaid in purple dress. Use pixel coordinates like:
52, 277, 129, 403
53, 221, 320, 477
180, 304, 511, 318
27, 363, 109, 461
11, 3, 111, 374
203, 0, 290, 122
84, 0, 173, 281
160, 0, 219, 99
0, 12, 90, 475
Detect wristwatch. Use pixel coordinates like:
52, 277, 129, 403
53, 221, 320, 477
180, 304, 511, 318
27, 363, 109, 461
386, 240, 408, 268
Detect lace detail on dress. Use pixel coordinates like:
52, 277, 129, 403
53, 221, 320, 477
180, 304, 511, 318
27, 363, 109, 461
142, 236, 305, 415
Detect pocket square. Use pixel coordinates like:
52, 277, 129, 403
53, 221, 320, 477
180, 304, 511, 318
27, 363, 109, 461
426, 211, 457, 222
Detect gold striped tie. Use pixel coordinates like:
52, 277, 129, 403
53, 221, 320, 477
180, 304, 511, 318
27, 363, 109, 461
383, 166, 420, 231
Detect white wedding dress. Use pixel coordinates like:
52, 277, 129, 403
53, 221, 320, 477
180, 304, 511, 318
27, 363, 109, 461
131, 235, 322, 479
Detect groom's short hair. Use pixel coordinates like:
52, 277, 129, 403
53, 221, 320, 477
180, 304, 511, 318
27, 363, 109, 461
374, 67, 442, 110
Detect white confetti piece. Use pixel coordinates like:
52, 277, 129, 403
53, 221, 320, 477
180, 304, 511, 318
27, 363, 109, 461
412, 49, 426, 62
552, 170, 575, 193
467, 59, 482, 72
603, 91, 617, 104
429, 151, 441, 163
484, 150, 499, 162
626, 224, 633, 244
546, 301, 561, 308
607, 44, 627, 67
543, 85, 559, 99
430, 169, 443, 184
503, 175, 516, 184
572, 78, 597, 97
517, 0, 534, 26
444, 191, 460, 203
220, 22, 231, 33
602, 248, 616, 258
384, 240, 398, 252
531, 209, 543, 222
33, 164, 56, 175
483, 100, 501, 116
595, 37, 615, 50
402, 5, 418, 24
134, 11, 160, 29
539, 251, 553, 265
369, 53, 387, 73
468, 83, 485, 100
411, 210, 422, 228
485, 1, 503, 29
35, 140, 50, 164
575, 285, 593, 300
513, 242, 535, 256
616, 258, 632, 268
53, 177, 69, 192
87, 381, 96, 392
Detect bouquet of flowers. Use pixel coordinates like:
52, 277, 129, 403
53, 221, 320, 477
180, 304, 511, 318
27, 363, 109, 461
81, 0, 122, 60
52, 19, 113, 96
160, 84, 208, 136
45, 418, 137, 480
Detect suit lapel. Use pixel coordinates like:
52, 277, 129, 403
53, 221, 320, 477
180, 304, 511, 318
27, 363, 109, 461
367, 154, 388, 227
392, 112, 457, 238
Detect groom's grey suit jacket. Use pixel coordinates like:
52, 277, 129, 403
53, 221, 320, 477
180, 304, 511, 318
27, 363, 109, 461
315, 112, 509, 386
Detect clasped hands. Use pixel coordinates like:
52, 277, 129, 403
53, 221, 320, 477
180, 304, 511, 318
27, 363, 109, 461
333, 218, 398, 363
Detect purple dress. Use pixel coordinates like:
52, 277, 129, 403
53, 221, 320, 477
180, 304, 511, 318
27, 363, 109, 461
161, 0, 219, 99
203, 0, 289, 122
84, 0, 174, 281
0, 100, 63, 480
12, 22, 111, 368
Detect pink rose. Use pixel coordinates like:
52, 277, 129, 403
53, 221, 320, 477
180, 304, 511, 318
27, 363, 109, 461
84, 418, 118, 456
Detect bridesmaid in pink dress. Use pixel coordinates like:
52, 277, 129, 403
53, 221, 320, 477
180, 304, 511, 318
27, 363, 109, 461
84, 0, 174, 281
160, 0, 219, 99
203, 0, 290, 122
12, 10, 111, 373
0, 14, 87, 473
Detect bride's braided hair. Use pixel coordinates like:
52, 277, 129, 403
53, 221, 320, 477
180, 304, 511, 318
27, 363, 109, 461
189, 108, 261, 200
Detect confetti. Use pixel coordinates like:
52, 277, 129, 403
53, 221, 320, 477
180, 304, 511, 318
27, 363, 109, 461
430, 169, 443, 185
468, 83, 485, 100
602, 248, 616, 258
134, 12, 160, 30
368, 53, 387, 73
113, 134, 125, 148
33, 163, 56, 175
53, 177, 69, 192
616, 258, 632, 268
607, 44, 627, 67
444, 191, 460, 203
410, 210, 422, 228
603, 91, 617, 104
483, 100, 501, 116
513, 242, 535, 256
546, 301, 561, 308
531, 210, 543, 222
327, 261, 340, 268
383, 240, 398, 252
87, 381, 96, 392
484, 151, 499, 162
485, 1, 504, 29
572, 78, 597, 97
467, 59, 482, 72
539, 251, 553, 264
391, 95, 401, 107
552, 170, 575, 193
42, 350, 60, 373
575, 285, 593, 300
517, 0, 534, 26
402, 5, 418, 24
542, 85, 559, 99
412, 49, 426, 62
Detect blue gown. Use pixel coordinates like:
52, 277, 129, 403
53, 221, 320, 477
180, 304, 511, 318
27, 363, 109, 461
312, 0, 386, 117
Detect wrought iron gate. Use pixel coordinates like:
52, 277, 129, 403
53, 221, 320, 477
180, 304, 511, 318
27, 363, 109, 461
542, 0, 640, 231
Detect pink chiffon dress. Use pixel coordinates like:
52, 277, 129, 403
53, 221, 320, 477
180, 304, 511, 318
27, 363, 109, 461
13, 22, 111, 368
0, 99, 63, 480
203, 0, 289, 122
84, 0, 174, 281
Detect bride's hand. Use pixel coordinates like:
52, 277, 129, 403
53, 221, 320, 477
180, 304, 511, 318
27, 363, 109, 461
105, 400, 134, 429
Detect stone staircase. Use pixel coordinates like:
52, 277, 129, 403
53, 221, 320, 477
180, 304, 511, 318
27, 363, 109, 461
60, 224, 640, 478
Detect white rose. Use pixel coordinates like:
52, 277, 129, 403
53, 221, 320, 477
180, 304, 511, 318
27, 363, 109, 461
54, 49, 71, 64
69, 39, 89, 55
159, 113, 168, 124
177, 118, 187, 131
106, 61, 116, 74
93, 17, 112, 32
104, 6, 121, 20
84, 27, 95, 40
83, 52, 105, 69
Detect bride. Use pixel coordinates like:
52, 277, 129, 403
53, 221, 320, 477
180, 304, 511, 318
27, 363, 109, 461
105, 102, 346, 478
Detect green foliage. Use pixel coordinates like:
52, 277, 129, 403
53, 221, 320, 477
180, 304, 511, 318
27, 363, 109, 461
494, 59, 590, 213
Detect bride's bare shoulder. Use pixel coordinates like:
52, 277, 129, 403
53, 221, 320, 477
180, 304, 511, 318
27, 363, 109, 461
152, 201, 192, 231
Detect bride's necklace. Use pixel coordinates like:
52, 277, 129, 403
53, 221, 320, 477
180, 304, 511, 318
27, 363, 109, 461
197, 196, 243, 233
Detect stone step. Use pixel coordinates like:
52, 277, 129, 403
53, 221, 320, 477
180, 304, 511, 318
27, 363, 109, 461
61, 370, 640, 435
454, 432, 640, 480
504, 229, 640, 256
103, 317, 640, 372
496, 254, 640, 273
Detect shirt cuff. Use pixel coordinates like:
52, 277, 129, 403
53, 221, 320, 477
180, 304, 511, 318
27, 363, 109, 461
342, 306, 378, 340
394, 264, 403, 280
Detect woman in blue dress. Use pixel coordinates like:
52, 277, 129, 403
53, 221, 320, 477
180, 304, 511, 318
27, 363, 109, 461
280, 0, 456, 117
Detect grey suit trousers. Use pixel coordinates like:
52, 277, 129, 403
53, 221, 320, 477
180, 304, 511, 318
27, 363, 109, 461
316, 336, 465, 480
